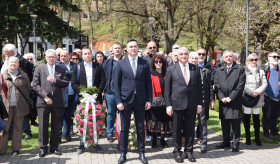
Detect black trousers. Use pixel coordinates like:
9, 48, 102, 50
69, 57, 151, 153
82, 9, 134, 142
221, 118, 241, 147
262, 96, 280, 136
173, 108, 196, 154
120, 98, 145, 153
37, 107, 62, 151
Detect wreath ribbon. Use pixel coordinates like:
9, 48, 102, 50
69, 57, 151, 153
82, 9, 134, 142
80, 93, 98, 147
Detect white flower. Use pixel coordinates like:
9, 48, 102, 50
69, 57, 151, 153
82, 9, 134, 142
129, 141, 133, 145
131, 121, 135, 125
130, 129, 134, 133
129, 136, 133, 140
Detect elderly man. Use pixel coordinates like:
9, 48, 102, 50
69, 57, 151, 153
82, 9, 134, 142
32, 49, 68, 157
165, 48, 202, 163
233, 53, 240, 64
57, 50, 76, 142
2, 44, 33, 140
102, 42, 123, 142
214, 50, 245, 152
56, 48, 63, 62
189, 52, 214, 153
114, 39, 152, 164
261, 52, 280, 142
167, 44, 180, 67
143, 41, 157, 63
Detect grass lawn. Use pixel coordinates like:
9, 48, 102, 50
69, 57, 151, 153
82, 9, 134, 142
207, 109, 280, 145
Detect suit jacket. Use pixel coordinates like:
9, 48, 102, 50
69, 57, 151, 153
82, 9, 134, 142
32, 64, 68, 108
214, 62, 245, 119
114, 57, 153, 105
71, 61, 105, 103
56, 61, 75, 107
165, 63, 202, 111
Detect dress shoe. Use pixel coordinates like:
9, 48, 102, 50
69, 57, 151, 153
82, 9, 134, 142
77, 145, 85, 154
232, 147, 239, 152
185, 152, 196, 162
50, 149, 62, 155
215, 142, 230, 149
118, 152, 127, 164
160, 140, 168, 148
24, 134, 32, 140
39, 150, 47, 157
12, 151, 19, 157
139, 153, 148, 164
95, 144, 103, 153
107, 135, 114, 142
174, 154, 183, 163
200, 147, 207, 153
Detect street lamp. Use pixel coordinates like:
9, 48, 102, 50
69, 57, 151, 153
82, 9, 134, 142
246, 0, 250, 58
148, 17, 155, 41
30, 14, 38, 60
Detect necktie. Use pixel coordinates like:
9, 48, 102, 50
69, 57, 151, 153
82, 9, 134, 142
132, 59, 136, 77
51, 66, 54, 76
227, 67, 230, 74
183, 65, 188, 85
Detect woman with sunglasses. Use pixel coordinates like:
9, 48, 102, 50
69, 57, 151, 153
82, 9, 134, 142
147, 55, 172, 148
243, 53, 267, 146
70, 52, 80, 64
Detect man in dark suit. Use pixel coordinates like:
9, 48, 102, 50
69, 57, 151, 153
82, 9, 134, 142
214, 50, 245, 152
71, 46, 105, 154
32, 49, 68, 157
57, 49, 76, 142
114, 39, 152, 164
165, 47, 202, 163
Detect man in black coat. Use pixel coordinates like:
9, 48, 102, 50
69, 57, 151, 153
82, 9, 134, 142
165, 47, 202, 163
71, 46, 105, 154
214, 50, 245, 152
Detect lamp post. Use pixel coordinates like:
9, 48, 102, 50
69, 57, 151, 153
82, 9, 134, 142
148, 17, 155, 41
30, 14, 38, 60
246, 0, 250, 58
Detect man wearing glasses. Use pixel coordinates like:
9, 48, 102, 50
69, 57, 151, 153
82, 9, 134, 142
143, 41, 157, 64
261, 52, 280, 142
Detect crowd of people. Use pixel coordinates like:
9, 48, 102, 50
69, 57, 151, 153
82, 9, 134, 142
0, 40, 279, 164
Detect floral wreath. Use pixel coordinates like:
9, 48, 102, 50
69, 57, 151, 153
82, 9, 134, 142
75, 86, 106, 147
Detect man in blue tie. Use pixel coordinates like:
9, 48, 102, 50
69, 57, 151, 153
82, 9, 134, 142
114, 39, 153, 164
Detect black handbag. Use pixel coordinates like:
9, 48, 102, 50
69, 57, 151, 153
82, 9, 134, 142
151, 96, 166, 108
242, 93, 260, 108
7, 79, 34, 116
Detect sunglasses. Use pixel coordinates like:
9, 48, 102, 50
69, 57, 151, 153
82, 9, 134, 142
249, 59, 258, 62
270, 56, 280, 59
149, 46, 157, 49
72, 58, 79, 60
155, 60, 163, 64
26, 58, 33, 61
198, 53, 206, 56
173, 47, 179, 49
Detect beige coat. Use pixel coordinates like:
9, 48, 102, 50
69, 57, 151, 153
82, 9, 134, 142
244, 66, 268, 108
1, 69, 30, 117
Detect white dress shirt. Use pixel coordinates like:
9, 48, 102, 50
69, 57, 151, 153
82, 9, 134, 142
47, 64, 55, 76
128, 55, 138, 71
84, 62, 93, 87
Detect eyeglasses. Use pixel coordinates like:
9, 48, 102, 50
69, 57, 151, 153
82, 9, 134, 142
72, 58, 79, 60
155, 60, 163, 64
198, 53, 206, 56
46, 56, 57, 59
149, 46, 157, 49
270, 56, 280, 59
249, 59, 258, 62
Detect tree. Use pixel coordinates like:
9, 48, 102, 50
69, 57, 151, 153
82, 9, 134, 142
0, 0, 81, 53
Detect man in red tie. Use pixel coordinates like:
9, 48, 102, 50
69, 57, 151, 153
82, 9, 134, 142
165, 47, 202, 163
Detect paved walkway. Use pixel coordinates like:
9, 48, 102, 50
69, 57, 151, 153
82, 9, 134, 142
1, 128, 280, 164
